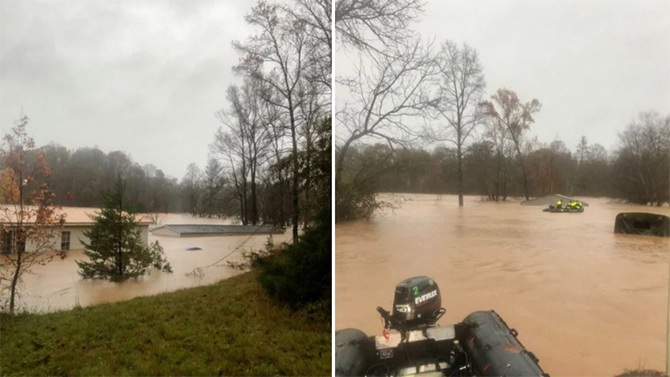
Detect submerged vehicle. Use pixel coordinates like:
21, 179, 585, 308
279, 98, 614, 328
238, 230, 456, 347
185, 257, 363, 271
336, 276, 548, 377
614, 212, 670, 237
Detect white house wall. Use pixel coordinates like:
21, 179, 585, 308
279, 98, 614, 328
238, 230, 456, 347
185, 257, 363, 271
140, 226, 149, 245
66, 227, 90, 250
12, 225, 150, 252
63, 226, 149, 250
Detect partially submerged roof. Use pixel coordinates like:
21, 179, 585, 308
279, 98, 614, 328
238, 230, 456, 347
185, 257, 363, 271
520, 194, 589, 206
151, 224, 284, 237
61, 207, 152, 226
0, 205, 152, 226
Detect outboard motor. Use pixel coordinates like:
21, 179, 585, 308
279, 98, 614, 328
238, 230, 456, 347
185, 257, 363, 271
337, 276, 548, 377
378, 276, 446, 333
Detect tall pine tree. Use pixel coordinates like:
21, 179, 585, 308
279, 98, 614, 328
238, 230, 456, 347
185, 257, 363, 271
76, 176, 170, 281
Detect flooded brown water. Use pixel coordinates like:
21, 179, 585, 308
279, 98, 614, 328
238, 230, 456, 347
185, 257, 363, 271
12, 214, 290, 313
336, 194, 670, 376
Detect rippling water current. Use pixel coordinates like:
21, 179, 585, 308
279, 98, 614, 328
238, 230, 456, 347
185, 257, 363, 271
336, 194, 669, 376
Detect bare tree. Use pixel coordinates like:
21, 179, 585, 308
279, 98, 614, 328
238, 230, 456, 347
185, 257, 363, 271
233, 79, 274, 225
0, 115, 65, 313
201, 158, 225, 219
335, 0, 425, 52
234, 2, 327, 240
464, 140, 499, 200
526, 140, 573, 196
214, 77, 278, 224
180, 163, 202, 216
575, 136, 589, 165
613, 111, 670, 205
290, 0, 331, 50
477, 115, 517, 201
571, 135, 590, 194
296, 76, 329, 223
480, 88, 541, 200
336, 38, 439, 187
213, 109, 248, 224
582, 143, 609, 196
286, 0, 332, 89
429, 41, 485, 206
264, 105, 290, 226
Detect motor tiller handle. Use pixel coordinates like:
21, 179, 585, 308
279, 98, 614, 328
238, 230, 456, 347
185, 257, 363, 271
377, 306, 394, 328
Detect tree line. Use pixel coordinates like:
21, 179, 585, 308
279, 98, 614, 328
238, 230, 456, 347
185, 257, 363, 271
339, 109, 669, 213
1, 0, 332, 312
334, 0, 669, 221
1, 1, 331, 237
5, 123, 328, 231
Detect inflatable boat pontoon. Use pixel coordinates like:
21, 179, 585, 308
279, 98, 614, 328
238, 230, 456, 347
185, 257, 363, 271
336, 276, 548, 377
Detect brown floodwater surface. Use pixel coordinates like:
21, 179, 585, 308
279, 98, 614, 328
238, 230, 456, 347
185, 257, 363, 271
11, 214, 290, 312
336, 194, 670, 376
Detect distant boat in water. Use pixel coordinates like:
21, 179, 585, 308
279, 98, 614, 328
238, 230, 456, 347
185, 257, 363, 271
521, 194, 589, 207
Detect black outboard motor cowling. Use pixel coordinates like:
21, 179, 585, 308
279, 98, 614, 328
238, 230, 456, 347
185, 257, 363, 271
391, 276, 443, 329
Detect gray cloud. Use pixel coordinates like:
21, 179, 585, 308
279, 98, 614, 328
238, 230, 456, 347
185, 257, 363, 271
418, 0, 670, 151
1, 0, 254, 178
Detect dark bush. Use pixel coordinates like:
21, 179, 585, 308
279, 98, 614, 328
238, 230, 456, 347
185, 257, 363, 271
247, 210, 331, 309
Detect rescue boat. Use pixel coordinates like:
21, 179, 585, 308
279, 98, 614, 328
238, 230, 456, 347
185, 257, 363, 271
336, 276, 548, 377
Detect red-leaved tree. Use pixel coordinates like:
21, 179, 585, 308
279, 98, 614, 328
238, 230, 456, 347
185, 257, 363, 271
480, 88, 541, 200
0, 115, 65, 314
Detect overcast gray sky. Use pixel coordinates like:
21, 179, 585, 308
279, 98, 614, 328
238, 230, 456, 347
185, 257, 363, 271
3, 1, 669, 179
1, 0, 253, 179
420, 0, 670, 152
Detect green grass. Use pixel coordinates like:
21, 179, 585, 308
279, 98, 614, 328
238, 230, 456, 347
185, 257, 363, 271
0, 272, 331, 376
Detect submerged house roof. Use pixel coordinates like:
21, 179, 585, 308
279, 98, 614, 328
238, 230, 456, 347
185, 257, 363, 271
0, 205, 152, 227
520, 194, 590, 206
151, 224, 284, 237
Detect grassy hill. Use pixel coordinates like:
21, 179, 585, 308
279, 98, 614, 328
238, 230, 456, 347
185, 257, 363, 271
0, 272, 331, 376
